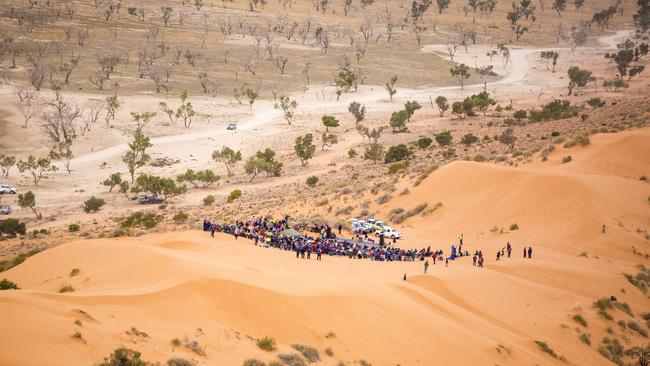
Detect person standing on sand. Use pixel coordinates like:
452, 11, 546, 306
478, 256, 484, 267
424, 260, 429, 274
338, 223, 343, 235
472, 254, 477, 266
445, 258, 449, 267
602, 224, 606, 234
527, 246, 533, 258
523, 246, 527, 258
459, 234, 463, 245
496, 251, 501, 261
403, 273, 407, 281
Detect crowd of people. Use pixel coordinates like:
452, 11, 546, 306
202, 216, 534, 270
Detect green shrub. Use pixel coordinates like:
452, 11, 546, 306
572, 314, 587, 327
70, 268, 81, 277
324, 347, 334, 357
120, 212, 163, 229
614, 302, 633, 316
0, 279, 19, 290
173, 212, 188, 224
562, 156, 572, 164
461, 134, 479, 145
415, 137, 433, 149
384, 144, 412, 163
68, 224, 80, 232
435, 130, 453, 146
509, 223, 519, 231
306, 176, 319, 187
59, 284, 75, 293
227, 189, 242, 203
0, 218, 27, 238
257, 336, 276, 351
83, 196, 106, 213
551, 131, 561, 137
528, 99, 580, 122
564, 134, 590, 148
388, 161, 408, 174
641, 175, 648, 181
441, 148, 456, 159
99, 348, 153, 366
347, 148, 357, 158
203, 195, 216, 206
513, 109, 527, 120
579, 333, 591, 345
290, 344, 320, 362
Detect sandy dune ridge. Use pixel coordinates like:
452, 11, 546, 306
1, 127, 649, 365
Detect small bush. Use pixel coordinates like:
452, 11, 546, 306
376, 194, 392, 204
640, 175, 648, 181
562, 156, 572, 164
243, 360, 266, 366
70, 268, 81, 277
348, 148, 357, 158
306, 176, 319, 187
598, 337, 623, 364
99, 348, 152, 366
59, 284, 75, 293
120, 212, 163, 229
257, 336, 277, 351
277, 353, 307, 366
0, 248, 42, 271
388, 161, 408, 174
551, 131, 561, 137
184, 338, 206, 356
171, 338, 182, 347
461, 134, 479, 145
291, 344, 320, 362
0, 218, 27, 238
587, 97, 606, 108
0, 279, 19, 290
528, 99, 579, 122
509, 223, 519, 231
83, 196, 106, 213
167, 358, 196, 366
579, 333, 591, 345
227, 189, 242, 203
572, 314, 587, 327
626, 321, 648, 337
203, 195, 216, 206
324, 347, 334, 357
513, 109, 527, 120
534, 341, 559, 359
415, 137, 432, 149
614, 302, 633, 316
173, 212, 188, 224
68, 224, 81, 232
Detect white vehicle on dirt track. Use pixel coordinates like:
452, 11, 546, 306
375, 228, 403, 239
0, 184, 17, 194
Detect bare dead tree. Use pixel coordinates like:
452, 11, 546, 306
161, 6, 172, 27
88, 70, 108, 89
145, 26, 160, 42
198, 71, 220, 96
77, 27, 89, 46
173, 46, 183, 65
97, 51, 122, 79
19, 96, 44, 128
80, 101, 103, 135
63, 26, 73, 42
446, 37, 458, 61
184, 49, 202, 68
243, 59, 258, 75
273, 54, 289, 74
59, 52, 80, 85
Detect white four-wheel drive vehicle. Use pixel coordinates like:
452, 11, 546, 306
0, 184, 17, 194
375, 228, 403, 239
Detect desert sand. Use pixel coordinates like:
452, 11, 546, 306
1, 127, 648, 366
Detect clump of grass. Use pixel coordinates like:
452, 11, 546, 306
496, 344, 512, 355
572, 314, 588, 327
291, 344, 320, 362
99, 348, 150, 366
324, 332, 336, 339
562, 155, 572, 164
171, 338, 181, 347
167, 358, 195, 366
390, 203, 428, 224
0, 248, 43, 272
71, 331, 86, 343
358, 360, 372, 366
70, 268, 81, 277
422, 202, 443, 216
324, 347, 334, 357
593, 297, 614, 321
626, 321, 648, 337
614, 302, 633, 316
59, 284, 75, 293
579, 333, 591, 346
617, 320, 627, 329
624, 265, 650, 295
376, 194, 392, 204
277, 353, 306, 366
509, 223, 519, 231
535, 341, 560, 359
74, 319, 82, 326
257, 336, 276, 351
184, 338, 206, 356
243, 359, 266, 366
578, 252, 588, 257
598, 337, 623, 364
126, 327, 149, 338
0, 279, 19, 290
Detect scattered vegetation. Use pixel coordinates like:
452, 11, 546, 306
120, 212, 163, 229
228, 189, 243, 203
0, 279, 19, 290
173, 212, 188, 224
291, 344, 320, 362
68, 224, 81, 232
70, 268, 81, 277
257, 336, 277, 351
572, 314, 587, 327
59, 284, 75, 293
83, 196, 106, 213
99, 348, 153, 366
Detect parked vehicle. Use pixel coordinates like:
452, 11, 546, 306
226, 122, 237, 130
137, 194, 163, 204
375, 228, 403, 239
0, 205, 11, 215
0, 184, 17, 194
